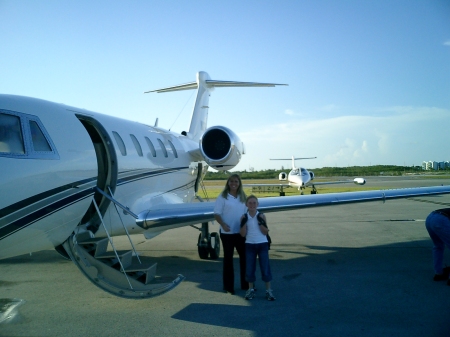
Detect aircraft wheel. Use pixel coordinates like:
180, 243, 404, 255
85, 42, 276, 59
311, 190, 317, 194
197, 233, 209, 259
208, 232, 220, 259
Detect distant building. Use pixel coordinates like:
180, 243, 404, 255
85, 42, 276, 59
422, 160, 450, 170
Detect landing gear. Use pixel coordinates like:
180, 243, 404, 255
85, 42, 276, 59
311, 186, 318, 194
197, 222, 220, 260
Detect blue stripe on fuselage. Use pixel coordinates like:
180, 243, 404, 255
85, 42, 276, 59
0, 166, 190, 241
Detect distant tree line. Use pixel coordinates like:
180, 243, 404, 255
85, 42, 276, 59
204, 165, 441, 180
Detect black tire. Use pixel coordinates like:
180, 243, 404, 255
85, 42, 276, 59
208, 232, 220, 259
197, 233, 209, 259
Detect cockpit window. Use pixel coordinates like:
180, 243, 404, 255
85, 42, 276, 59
0, 110, 59, 159
29, 120, 51, 152
0, 113, 25, 154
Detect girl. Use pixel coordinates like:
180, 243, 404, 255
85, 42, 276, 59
240, 195, 275, 301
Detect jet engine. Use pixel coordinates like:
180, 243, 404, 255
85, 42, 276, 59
279, 172, 288, 180
309, 171, 315, 180
199, 126, 244, 171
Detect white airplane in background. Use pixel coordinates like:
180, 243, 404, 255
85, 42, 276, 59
246, 156, 366, 196
1, 71, 450, 299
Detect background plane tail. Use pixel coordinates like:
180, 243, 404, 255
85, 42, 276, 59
270, 156, 317, 169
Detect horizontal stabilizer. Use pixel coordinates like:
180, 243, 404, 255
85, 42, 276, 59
145, 80, 287, 94
270, 157, 317, 160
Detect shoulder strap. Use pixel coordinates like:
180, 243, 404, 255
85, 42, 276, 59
240, 213, 248, 228
256, 212, 267, 228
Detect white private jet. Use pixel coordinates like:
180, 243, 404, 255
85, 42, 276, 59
246, 156, 366, 196
1, 71, 449, 299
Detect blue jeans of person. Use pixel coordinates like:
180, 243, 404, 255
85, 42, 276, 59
245, 242, 272, 283
425, 211, 450, 274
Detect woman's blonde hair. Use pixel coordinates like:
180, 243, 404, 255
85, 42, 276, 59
220, 173, 247, 202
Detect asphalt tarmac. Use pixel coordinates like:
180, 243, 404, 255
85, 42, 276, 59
1, 177, 450, 337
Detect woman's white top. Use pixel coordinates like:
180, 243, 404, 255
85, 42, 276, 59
214, 193, 246, 234
245, 211, 268, 244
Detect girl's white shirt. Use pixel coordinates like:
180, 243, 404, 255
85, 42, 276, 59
214, 193, 246, 234
245, 211, 268, 244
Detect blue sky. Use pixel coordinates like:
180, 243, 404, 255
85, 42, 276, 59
1, 0, 449, 171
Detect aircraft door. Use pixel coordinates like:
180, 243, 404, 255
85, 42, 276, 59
76, 115, 118, 231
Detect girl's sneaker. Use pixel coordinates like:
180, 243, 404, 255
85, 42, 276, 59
265, 290, 276, 301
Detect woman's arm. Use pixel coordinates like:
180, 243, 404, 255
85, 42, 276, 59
214, 214, 230, 232
239, 215, 247, 237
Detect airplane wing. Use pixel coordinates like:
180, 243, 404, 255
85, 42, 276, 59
309, 178, 366, 186
136, 185, 450, 230
243, 183, 292, 188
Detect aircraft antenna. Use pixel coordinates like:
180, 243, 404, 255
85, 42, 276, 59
168, 90, 195, 131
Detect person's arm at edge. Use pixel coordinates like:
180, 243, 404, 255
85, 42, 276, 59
239, 214, 247, 237
214, 214, 230, 232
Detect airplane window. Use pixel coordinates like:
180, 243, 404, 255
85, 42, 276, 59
157, 138, 168, 158
145, 137, 156, 157
29, 120, 51, 152
167, 139, 178, 158
112, 131, 127, 156
0, 110, 59, 159
130, 134, 143, 157
0, 113, 25, 154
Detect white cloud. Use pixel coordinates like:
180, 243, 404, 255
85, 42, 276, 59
444, 40, 450, 47
235, 106, 450, 170
284, 109, 295, 115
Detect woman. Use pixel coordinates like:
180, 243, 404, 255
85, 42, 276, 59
214, 174, 248, 294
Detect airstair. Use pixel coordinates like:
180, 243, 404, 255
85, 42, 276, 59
63, 187, 184, 299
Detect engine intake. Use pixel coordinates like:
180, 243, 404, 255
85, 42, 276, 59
200, 126, 244, 171
279, 172, 287, 180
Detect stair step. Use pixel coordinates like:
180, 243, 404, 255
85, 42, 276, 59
95, 250, 132, 261
76, 237, 108, 245
76, 237, 109, 255
121, 261, 157, 284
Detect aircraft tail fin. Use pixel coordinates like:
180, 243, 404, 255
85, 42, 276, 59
270, 156, 317, 169
145, 71, 287, 141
